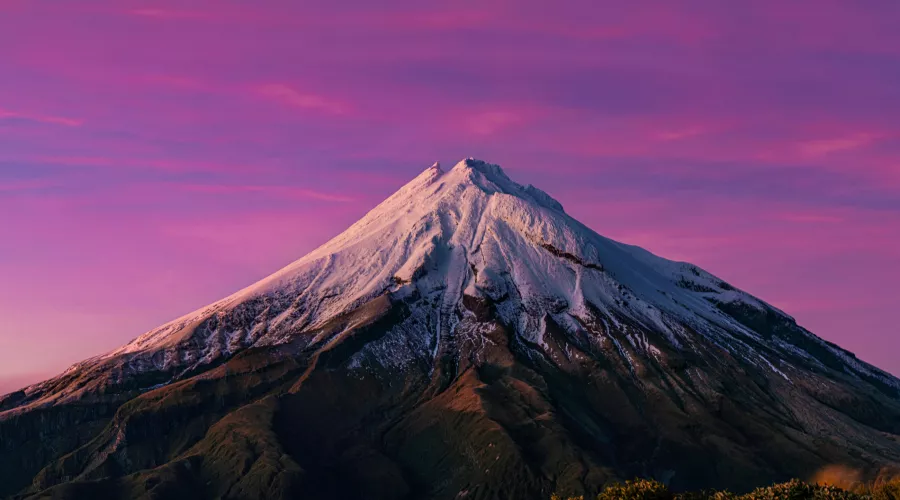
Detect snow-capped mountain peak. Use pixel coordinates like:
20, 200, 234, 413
5, 159, 900, 499
13, 159, 899, 409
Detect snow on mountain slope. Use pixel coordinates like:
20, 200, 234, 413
10, 158, 899, 409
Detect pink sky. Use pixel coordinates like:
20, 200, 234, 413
2, 0, 899, 393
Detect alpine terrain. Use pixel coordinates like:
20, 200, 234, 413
2, 158, 899, 500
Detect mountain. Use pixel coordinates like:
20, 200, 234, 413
2, 158, 899, 500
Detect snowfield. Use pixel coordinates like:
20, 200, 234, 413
14, 158, 899, 406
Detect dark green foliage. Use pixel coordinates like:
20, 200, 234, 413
554, 478, 900, 500
597, 479, 673, 499
733, 479, 861, 499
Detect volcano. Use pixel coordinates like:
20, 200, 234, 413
2, 159, 899, 499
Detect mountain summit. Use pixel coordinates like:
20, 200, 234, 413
2, 159, 900, 499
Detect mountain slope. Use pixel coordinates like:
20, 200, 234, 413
2, 158, 899, 499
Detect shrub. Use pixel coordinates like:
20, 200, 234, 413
597, 479, 674, 500
551, 477, 880, 500
862, 476, 900, 500
736, 478, 860, 499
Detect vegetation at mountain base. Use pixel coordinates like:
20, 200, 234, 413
553, 474, 900, 500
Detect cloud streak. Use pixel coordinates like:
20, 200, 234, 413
0, 108, 82, 127
798, 133, 885, 157
176, 183, 356, 203
256, 84, 348, 115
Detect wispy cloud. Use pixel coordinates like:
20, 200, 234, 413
778, 213, 846, 224
127, 8, 209, 20
138, 74, 209, 90
256, 84, 348, 115
798, 133, 883, 157
176, 183, 355, 203
372, 10, 494, 30
656, 126, 707, 141
468, 111, 526, 136
25, 155, 271, 175
0, 108, 82, 127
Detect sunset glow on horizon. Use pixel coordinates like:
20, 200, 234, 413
2, 0, 899, 393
